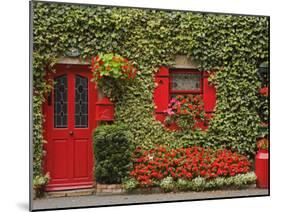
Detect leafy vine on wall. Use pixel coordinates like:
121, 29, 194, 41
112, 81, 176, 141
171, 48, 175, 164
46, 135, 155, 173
32, 2, 269, 181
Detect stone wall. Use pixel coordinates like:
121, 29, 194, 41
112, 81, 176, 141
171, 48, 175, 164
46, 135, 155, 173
96, 184, 125, 195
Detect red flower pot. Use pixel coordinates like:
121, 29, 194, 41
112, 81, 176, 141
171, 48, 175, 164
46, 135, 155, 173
255, 149, 269, 188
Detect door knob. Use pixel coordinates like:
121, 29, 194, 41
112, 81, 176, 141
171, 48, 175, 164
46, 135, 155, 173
69, 131, 74, 136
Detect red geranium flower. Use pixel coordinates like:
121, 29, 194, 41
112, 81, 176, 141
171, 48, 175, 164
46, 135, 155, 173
259, 86, 268, 96
130, 146, 251, 184
98, 60, 104, 65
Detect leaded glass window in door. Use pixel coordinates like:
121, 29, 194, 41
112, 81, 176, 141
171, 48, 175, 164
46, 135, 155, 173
54, 75, 68, 128
75, 75, 88, 128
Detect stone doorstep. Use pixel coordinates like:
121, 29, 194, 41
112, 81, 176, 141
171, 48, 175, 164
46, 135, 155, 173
46, 185, 125, 198
46, 188, 96, 198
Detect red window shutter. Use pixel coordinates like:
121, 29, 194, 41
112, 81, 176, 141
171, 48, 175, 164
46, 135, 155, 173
154, 66, 169, 113
203, 71, 216, 113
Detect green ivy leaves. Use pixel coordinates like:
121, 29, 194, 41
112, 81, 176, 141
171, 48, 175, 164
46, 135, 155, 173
32, 2, 269, 183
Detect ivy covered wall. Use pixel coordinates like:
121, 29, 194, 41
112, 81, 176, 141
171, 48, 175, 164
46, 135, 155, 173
32, 2, 269, 179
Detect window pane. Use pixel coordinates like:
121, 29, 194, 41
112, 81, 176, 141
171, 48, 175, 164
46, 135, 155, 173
171, 72, 201, 91
75, 75, 88, 128
54, 75, 68, 128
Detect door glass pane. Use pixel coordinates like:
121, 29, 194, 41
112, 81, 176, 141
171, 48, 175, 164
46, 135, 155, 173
75, 75, 88, 128
171, 72, 201, 91
54, 75, 68, 128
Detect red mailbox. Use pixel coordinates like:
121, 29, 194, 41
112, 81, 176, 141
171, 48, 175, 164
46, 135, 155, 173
255, 149, 269, 188
96, 97, 115, 121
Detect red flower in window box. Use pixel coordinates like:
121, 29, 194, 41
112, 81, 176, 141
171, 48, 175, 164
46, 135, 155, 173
164, 94, 209, 131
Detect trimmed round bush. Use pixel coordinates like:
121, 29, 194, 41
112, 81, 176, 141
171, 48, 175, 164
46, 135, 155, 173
93, 124, 133, 184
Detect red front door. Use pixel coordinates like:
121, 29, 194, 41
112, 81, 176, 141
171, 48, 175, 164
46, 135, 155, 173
44, 64, 97, 191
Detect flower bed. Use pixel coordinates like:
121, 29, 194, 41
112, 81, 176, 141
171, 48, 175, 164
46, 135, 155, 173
122, 146, 255, 192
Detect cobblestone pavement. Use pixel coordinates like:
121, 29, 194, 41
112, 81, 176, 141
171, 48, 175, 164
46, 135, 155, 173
32, 188, 269, 211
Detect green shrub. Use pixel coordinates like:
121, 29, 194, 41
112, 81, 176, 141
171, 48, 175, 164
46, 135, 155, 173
192, 177, 206, 191
33, 173, 50, 198
93, 124, 133, 184
177, 178, 193, 191
33, 173, 50, 189
160, 177, 175, 192
232, 172, 257, 188
122, 178, 139, 191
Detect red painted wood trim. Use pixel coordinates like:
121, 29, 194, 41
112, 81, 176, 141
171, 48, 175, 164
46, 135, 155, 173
154, 66, 170, 113
45, 182, 93, 191
203, 71, 216, 113
156, 66, 169, 77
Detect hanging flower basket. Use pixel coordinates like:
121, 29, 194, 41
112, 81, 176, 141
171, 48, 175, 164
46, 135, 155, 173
91, 53, 137, 86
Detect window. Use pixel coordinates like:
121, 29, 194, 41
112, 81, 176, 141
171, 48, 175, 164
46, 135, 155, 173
170, 69, 203, 94
54, 75, 68, 128
153, 66, 216, 130
75, 75, 88, 128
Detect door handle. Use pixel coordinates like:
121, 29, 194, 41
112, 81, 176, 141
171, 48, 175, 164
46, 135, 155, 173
69, 131, 74, 136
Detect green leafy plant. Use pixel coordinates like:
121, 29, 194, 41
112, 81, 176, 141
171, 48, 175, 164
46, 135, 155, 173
91, 53, 136, 86
164, 94, 209, 131
175, 172, 256, 191
191, 177, 206, 191
257, 137, 268, 150
33, 173, 50, 198
32, 2, 269, 183
93, 124, 133, 184
177, 178, 193, 190
33, 173, 50, 189
122, 178, 139, 191
160, 177, 175, 192
257, 86, 269, 138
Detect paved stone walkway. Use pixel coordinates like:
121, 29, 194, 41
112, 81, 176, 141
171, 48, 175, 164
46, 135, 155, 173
32, 188, 268, 211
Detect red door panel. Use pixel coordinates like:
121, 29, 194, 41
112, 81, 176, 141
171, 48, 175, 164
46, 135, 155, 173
74, 139, 89, 178
52, 139, 68, 180
44, 64, 97, 191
